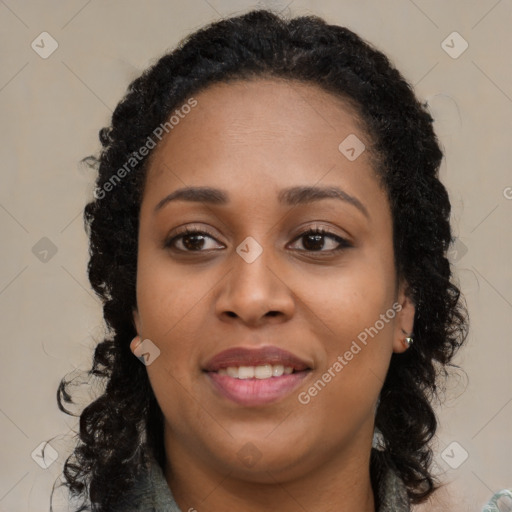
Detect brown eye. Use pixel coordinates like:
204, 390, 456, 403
290, 228, 351, 253
165, 228, 223, 252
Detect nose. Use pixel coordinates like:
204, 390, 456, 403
215, 247, 295, 327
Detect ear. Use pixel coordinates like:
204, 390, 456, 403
130, 308, 142, 353
130, 334, 142, 354
392, 280, 416, 354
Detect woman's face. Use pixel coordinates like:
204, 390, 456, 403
132, 78, 415, 482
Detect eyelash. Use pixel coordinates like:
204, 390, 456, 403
164, 226, 352, 254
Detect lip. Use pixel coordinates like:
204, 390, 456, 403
206, 370, 310, 406
203, 346, 311, 372
203, 346, 312, 407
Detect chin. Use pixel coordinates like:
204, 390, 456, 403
204, 438, 319, 483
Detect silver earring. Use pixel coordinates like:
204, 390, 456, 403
404, 336, 414, 348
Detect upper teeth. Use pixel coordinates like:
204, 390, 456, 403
217, 365, 294, 379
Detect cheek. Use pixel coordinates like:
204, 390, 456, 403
298, 292, 396, 437
297, 259, 396, 397
298, 257, 396, 339
135, 261, 208, 421
135, 251, 209, 339
316, 291, 395, 390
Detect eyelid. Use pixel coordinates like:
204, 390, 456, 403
293, 223, 350, 241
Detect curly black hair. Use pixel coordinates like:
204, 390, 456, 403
55, 8, 468, 511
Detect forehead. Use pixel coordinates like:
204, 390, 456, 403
189, 77, 362, 125
143, 78, 383, 212
155, 78, 366, 151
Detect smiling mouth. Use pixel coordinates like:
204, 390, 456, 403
204, 365, 312, 406
202, 346, 313, 406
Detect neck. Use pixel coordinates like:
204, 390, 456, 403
164, 430, 376, 512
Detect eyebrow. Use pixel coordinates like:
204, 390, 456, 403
154, 185, 369, 218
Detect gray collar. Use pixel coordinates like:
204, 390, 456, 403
113, 455, 410, 511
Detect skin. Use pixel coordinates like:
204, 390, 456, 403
131, 78, 415, 512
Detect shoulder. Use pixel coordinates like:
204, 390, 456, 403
377, 465, 411, 512
482, 489, 512, 512
411, 485, 512, 512
110, 457, 181, 512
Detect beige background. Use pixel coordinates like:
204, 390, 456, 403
0, 1, 511, 510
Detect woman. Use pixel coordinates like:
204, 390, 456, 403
55, 8, 506, 512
